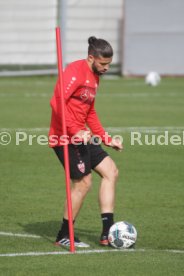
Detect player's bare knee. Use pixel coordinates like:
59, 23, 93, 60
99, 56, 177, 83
83, 173, 92, 191
74, 173, 92, 195
112, 166, 119, 182
107, 165, 119, 183
114, 166, 119, 181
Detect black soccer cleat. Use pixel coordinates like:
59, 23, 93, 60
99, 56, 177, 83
55, 236, 90, 248
55, 231, 90, 248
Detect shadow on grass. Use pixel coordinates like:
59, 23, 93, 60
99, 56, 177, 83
18, 221, 60, 244
18, 221, 99, 246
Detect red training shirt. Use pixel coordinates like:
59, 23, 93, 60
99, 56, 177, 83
48, 59, 112, 147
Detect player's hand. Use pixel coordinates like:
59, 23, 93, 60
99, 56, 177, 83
75, 130, 91, 143
109, 137, 123, 152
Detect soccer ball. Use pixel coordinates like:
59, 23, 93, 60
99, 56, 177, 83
145, 72, 161, 86
108, 221, 137, 249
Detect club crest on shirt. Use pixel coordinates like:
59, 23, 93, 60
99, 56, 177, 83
80, 89, 90, 101
77, 161, 85, 173
80, 87, 96, 104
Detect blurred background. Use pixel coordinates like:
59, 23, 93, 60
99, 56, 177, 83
0, 0, 184, 77
0, 2, 184, 271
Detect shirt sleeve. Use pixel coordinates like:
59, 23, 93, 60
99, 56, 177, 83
50, 63, 82, 136
86, 100, 112, 145
63, 64, 83, 135
63, 64, 80, 102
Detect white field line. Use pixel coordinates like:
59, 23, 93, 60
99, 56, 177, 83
0, 127, 184, 134
106, 126, 184, 134
0, 127, 49, 132
0, 92, 51, 98
0, 231, 41, 239
0, 91, 183, 98
0, 79, 184, 87
0, 248, 184, 257
97, 92, 182, 98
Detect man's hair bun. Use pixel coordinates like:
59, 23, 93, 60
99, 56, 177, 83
87, 36, 113, 58
88, 36, 97, 45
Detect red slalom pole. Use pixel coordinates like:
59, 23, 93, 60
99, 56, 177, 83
55, 27, 75, 253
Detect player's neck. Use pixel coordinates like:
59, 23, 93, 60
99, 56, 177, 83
86, 59, 93, 73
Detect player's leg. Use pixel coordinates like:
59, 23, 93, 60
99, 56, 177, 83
55, 173, 92, 247
53, 144, 92, 247
63, 173, 92, 220
95, 156, 119, 245
95, 156, 118, 212
90, 143, 119, 245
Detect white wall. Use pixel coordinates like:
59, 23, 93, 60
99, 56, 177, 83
0, 0, 58, 65
123, 0, 184, 75
0, 0, 123, 67
63, 0, 123, 65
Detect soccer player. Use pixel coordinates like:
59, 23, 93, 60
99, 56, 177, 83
49, 36, 123, 247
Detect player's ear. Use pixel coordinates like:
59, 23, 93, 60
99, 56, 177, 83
87, 55, 95, 64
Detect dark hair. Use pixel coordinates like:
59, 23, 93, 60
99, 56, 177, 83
88, 36, 113, 58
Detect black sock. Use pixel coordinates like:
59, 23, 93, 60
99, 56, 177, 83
56, 218, 75, 241
101, 213, 114, 236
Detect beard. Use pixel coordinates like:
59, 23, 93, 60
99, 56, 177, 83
92, 62, 103, 76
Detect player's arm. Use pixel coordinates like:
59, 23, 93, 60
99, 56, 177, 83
108, 137, 123, 151
50, 64, 82, 136
86, 101, 123, 151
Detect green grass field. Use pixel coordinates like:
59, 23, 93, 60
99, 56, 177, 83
0, 76, 184, 275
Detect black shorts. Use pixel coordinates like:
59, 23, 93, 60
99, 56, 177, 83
53, 142, 108, 180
